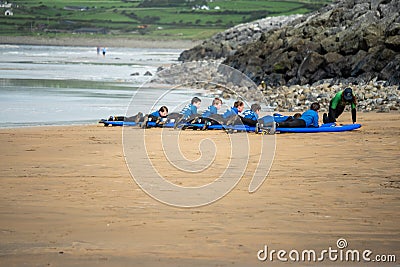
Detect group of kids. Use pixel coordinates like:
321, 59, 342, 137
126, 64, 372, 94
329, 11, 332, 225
103, 87, 357, 134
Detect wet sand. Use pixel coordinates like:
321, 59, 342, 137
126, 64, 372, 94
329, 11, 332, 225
0, 112, 399, 266
1, 36, 200, 49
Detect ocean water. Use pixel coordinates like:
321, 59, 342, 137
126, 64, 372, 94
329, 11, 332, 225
0, 44, 203, 128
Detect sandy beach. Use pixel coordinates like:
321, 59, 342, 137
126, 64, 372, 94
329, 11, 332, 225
1, 36, 201, 49
0, 112, 399, 266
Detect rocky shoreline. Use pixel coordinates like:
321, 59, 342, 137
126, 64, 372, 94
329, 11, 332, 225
174, 0, 400, 113
260, 81, 399, 113
150, 60, 399, 113
180, 0, 400, 87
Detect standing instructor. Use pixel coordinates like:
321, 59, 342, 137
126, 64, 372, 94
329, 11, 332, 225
323, 87, 357, 124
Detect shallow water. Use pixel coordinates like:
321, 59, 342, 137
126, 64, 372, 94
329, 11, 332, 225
0, 44, 197, 128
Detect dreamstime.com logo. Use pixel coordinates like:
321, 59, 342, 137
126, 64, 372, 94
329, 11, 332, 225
122, 62, 276, 207
257, 238, 397, 263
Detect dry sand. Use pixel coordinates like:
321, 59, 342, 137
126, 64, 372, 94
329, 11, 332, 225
0, 112, 399, 266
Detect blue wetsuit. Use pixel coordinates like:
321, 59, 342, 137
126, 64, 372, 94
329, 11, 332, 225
277, 109, 319, 128
180, 104, 198, 120
150, 110, 161, 117
300, 109, 319, 127
202, 105, 218, 118
222, 107, 239, 119
242, 109, 259, 121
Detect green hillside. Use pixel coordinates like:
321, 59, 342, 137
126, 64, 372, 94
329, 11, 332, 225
0, 0, 331, 40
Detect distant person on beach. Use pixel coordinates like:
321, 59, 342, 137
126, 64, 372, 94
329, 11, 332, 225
97, 46, 100, 55
102, 47, 106, 57
323, 87, 357, 124
261, 81, 266, 89
276, 102, 320, 128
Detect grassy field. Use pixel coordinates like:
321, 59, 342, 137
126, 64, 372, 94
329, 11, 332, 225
0, 0, 331, 41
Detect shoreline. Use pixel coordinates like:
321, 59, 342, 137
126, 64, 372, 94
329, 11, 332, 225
0, 36, 202, 49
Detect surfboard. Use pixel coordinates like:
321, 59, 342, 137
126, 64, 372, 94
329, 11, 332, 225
100, 121, 138, 126
185, 122, 361, 133
276, 123, 361, 133
99, 119, 361, 133
183, 123, 256, 131
100, 120, 174, 127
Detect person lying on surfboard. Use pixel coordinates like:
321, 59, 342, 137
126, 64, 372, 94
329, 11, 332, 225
102, 105, 168, 126
181, 97, 223, 130
181, 100, 245, 130
141, 106, 169, 128
206, 100, 245, 126
202, 97, 223, 118
169, 97, 202, 128
225, 103, 275, 129
274, 102, 320, 128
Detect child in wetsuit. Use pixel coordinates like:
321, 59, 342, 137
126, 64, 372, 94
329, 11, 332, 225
182, 97, 223, 129
168, 97, 201, 128
276, 102, 320, 128
141, 106, 169, 128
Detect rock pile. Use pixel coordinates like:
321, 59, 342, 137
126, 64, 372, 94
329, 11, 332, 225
178, 15, 302, 62
224, 0, 400, 86
150, 60, 265, 103
180, 0, 400, 87
260, 82, 400, 113
172, 0, 400, 113
151, 61, 399, 113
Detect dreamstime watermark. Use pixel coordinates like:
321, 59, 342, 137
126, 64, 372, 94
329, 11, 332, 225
122, 62, 276, 207
257, 238, 397, 263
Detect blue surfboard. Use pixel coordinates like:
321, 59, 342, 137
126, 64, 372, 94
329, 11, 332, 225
99, 118, 361, 133
100, 121, 138, 126
276, 123, 361, 133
